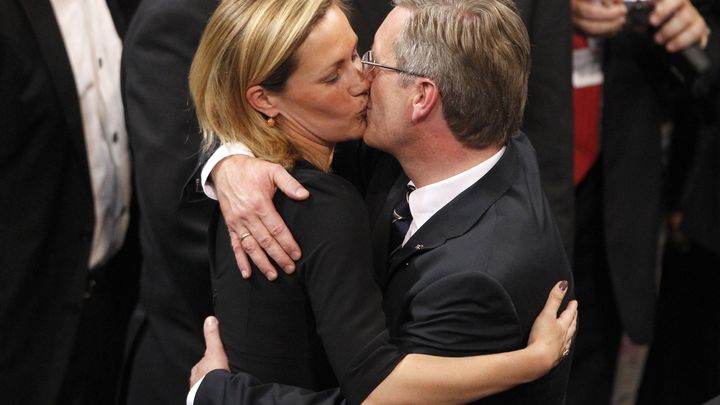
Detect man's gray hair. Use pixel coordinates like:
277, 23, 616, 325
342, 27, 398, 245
392, 0, 530, 148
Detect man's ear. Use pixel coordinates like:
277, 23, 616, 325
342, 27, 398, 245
410, 78, 440, 123
246, 85, 280, 118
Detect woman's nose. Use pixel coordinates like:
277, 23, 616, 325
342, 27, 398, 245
350, 62, 370, 96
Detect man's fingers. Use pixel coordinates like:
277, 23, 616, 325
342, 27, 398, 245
225, 190, 300, 273
203, 316, 225, 355
240, 214, 295, 278
238, 230, 278, 280
272, 165, 309, 201
649, 0, 682, 27
571, 0, 626, 36
660, 15, 708, 52
541, 280, 569, 317
574, 17, 626, 36
229, 230, 252, 278
256, 209, 302, 263
654, 3, 693, 42
573, 0, 626, 22
214, 156, 304, 277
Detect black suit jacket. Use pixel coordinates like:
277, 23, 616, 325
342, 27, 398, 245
120, 0, 218, 403
375, 133, 573, 404
0, 1, 136, 403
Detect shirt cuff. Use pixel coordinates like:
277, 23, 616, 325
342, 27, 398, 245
201, 142, 255, 200
186, 375, 205, 405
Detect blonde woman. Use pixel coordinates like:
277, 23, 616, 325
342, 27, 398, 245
189, 0, 576, 403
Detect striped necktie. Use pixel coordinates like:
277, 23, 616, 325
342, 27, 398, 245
389, 184, 416, 251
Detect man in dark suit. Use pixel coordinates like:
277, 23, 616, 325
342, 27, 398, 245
119, 0, 218, 403
189, 1, 573, 403
353, 0, 573, 253
0, 0, 139, 403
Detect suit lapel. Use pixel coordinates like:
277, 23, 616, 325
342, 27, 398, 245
20, 0, 88, 174
385, 137, 520, 281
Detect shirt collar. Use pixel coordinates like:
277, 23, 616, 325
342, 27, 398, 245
403, 146, 506, 244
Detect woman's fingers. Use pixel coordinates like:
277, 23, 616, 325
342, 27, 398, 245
541, 280, 569, 318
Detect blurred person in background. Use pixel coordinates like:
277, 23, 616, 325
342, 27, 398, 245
0, 0, 140, 403
118, 0, 218, 403
568, 0, 714, 403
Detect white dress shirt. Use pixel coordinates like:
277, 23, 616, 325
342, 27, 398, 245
50, 0, 131, 268
402, 146, 506, 246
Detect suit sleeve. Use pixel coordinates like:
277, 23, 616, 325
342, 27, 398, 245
398, 271, 524, 356
195, 370, 348, 405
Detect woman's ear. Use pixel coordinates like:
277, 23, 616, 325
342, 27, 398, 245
246, 85, 280, 117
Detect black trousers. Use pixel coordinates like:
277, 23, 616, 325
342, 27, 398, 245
56, 250, 139, 405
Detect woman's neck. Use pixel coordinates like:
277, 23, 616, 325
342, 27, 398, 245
278, 117, 333, 172
291, 133, 333, 172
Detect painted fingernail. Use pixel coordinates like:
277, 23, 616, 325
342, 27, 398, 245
559, 280, 569, 291
241, 270, 250, 279
284, 264, 295, 274
267, 272, 277, 281
291, 251, 301, 260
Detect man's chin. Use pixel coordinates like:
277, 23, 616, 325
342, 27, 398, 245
361, 129, 389, 152
361, 126, 376, 146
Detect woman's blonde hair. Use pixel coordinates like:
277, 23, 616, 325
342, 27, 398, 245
190, 0, 347, 169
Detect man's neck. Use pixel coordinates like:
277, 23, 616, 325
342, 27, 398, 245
396, 134, 501, 189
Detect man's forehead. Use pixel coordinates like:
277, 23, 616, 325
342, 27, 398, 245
373, 6, 410, 55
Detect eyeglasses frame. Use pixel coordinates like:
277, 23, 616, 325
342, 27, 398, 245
360, 50, 424, 77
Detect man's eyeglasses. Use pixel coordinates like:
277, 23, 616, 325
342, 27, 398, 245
360, 50, 423, 77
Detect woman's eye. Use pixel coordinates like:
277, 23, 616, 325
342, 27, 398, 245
324, 70, 341, 84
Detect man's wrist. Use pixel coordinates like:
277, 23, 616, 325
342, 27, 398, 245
201, 143, 255, 199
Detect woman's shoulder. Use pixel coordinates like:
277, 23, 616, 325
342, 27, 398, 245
290, 163, 366, 213
276, 163, 370, 245
277, 164, 373, 279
